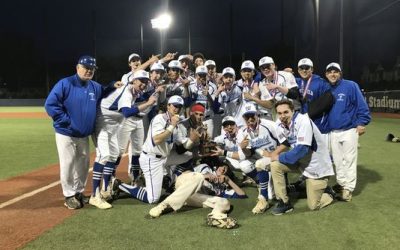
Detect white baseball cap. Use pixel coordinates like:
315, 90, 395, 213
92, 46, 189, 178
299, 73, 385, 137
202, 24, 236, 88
242, 103, 258, 116
132, 70, 150, 80
128, 53, 141, 62
150, 62, 165, 72
326, 62, 342, 72
241, 60, 255, 71
204, 60, 216, 67
298, 58, 313, 67
168, 95, 184, 106
222, 67, 236, 77
168, 60, 183, 71
222, 116, 236, 125
258, 56, 274, 67
195, 65, 208, 75
178, 55, 191, 61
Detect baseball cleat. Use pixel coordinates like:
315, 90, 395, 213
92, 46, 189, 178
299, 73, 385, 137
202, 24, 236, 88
64, 196, 82, 210
89, 195, 112, 209
100, 189, 113, 202
206, 215, 238, 229
271, 200, 293, 215
149, 203, 168, 218
111, 178, 122, 200
252, 196, 269, 214
338, 189, 352, 202
75, 193, 90, 207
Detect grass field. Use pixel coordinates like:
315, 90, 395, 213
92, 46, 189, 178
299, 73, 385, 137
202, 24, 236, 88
1, 109, 400, 249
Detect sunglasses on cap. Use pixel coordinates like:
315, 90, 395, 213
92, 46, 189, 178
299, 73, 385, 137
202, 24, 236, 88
298, 65, 311, 71
260, 64, 272, 70
169, 68, 181, 72
222, 121, 236, 127
171, 103, 183, 109
243, 113, 257, 119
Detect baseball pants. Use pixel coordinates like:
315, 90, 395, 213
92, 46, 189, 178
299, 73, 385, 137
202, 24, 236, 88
94, 115, 121, 164
330, 128, 359, 192
162, 172, 231, 219
270, 160, 332, 210
55, 133, 90, 197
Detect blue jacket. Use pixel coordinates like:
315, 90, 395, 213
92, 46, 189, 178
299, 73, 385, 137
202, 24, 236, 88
296, 74, 331, 133
327, 79, 371, 131
45, 74, 103, 138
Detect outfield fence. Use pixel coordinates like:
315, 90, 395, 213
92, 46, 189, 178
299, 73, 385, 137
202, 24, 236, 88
0, 99, 45, 106
365, 90, 400, 113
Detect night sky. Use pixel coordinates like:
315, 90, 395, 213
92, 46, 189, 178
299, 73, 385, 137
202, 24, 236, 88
0, 0, 399, 96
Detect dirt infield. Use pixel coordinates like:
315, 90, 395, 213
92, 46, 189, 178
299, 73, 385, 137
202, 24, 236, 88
0, 156, 129, 250
372, 112, 400, 119
0, 112, 48, 119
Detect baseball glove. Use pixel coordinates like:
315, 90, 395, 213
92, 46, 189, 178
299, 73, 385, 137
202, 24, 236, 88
206, 215, 238, 229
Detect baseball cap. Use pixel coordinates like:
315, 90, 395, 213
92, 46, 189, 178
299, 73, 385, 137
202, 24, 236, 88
193, 52, 205, 61
196, 65, 208, 75
78, 55, 97, 69
168, 60, 183, 71
150, 62, 165, 72
168, 95, 184, 106
298, 58, 313, 67
222, 67, 235, 77
204, 60, 216, 67
222, 116, 236, 126
326, 62, 341, 72
241, 60, 255, 71
258, 56, 274, 67
132, 70, 150, 80
128, 53, 141, 62
242, 104, 258, 116
178, 55, 191, 61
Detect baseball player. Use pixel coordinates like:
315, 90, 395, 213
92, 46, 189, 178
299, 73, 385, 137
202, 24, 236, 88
258, 56, 300, 116
295, 58, 332, 133
164, 60, 190, 101
193, 161, 247, 199
118, 95, 200, 204
89, 70, 156, 209
148, 169, 238, 229
192, 52, 205, 68
325, 62, 371, 201
178, 54, 195, 81
188, 65, 218, 137
45, 55, 114, 209
212, 67, 243, 122
270, 100, 335, 215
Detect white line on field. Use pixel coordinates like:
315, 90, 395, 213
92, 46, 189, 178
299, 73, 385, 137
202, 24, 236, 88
0, 154, 128, 209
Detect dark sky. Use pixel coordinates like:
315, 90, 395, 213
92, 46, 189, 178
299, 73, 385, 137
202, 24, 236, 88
1, 0, 399, 95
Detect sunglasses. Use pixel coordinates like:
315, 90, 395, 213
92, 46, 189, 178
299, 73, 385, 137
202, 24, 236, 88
222, 121, 236, 127
260, 64, 272, 70
169, 68, 181, 72
243, 113, 256, 119
298, 66, 311, 71
171, 103, 183, 109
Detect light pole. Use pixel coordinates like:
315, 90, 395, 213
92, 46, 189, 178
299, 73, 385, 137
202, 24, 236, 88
151, 13, 172, 55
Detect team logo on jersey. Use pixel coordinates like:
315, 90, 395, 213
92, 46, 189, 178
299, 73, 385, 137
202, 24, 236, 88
338, 93, 346, 101
89, 92, 95, 101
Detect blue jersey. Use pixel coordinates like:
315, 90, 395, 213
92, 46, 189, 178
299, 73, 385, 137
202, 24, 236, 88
296, 74, 331, 132
45, 74, 103, 138
327, 79, 371, 131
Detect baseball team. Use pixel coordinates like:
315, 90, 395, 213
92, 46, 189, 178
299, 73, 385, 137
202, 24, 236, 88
45, 52, 371, 229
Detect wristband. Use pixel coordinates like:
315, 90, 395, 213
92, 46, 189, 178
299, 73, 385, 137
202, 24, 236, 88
226, 151, 234, 158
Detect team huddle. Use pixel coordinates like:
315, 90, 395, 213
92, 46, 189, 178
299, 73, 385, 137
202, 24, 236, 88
44, 52, 371, 229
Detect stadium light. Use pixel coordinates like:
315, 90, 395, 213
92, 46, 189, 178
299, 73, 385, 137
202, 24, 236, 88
151, 13, 172, 30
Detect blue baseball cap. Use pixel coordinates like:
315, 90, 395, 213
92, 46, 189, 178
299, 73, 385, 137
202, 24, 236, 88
78, 55, 97, 69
